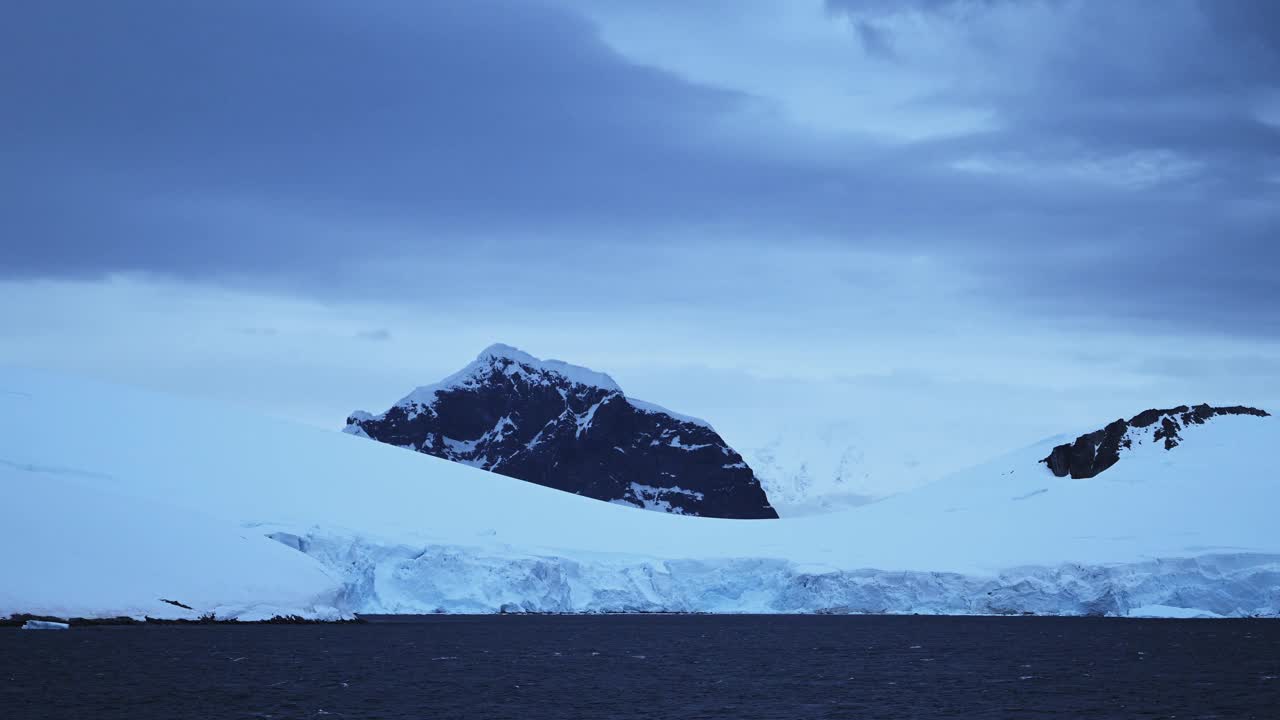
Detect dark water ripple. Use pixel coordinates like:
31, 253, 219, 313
2, 615, 1278, 719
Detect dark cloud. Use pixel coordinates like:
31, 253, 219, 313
2, 0, 1278, 338
2, 0, 773, 275
1201, 0, 1280, 58
824, 0, 1280, 334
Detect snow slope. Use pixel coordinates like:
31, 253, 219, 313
0, 462, 342, 621
2, 367, 1277, 619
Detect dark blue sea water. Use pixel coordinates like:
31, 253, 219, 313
2, 615, 1278, 719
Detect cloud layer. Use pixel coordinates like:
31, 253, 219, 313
2, 0, 1277, 341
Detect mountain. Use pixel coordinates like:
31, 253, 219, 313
343, 344, 777, 519
1042, 404, 1270, 479
2, 367, 1277, 620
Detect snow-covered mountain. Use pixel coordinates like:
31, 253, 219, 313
1042, 404, 1270, 479
344, 344, 777, 519
2, 367, 1278, 620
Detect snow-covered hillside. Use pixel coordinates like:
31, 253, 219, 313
2, 367, 1277, 619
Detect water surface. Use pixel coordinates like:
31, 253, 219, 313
3, 615, 1277, 719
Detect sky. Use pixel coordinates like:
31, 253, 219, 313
3, 0, 1279, 493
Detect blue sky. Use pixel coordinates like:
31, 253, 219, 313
3, 1, 1279, 482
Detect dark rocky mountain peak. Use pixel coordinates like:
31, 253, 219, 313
1041, 404, 1270, 479
345, 344, 778, 519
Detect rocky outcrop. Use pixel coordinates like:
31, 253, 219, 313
1042, 404, 1270, 479
345, 344, 778, 519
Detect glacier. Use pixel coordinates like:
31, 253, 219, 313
1, 366, 1277, 620
266, 531, 1280, 617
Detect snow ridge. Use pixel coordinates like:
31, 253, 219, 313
627, 398, 712, 431
394, 344, 622, 409
369, 344, 709, 430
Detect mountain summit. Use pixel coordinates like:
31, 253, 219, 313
345, 344, 778, 519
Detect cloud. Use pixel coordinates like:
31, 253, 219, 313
2, 0, 760, 275
2, 0, 1277, 339
356, 329, 392, 342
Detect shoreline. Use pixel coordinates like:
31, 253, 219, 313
5, 611, 1276, 626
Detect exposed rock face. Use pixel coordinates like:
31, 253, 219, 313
345, 344, 778, 519
1042, 404, 1270, 479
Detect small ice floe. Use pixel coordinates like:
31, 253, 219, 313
21, 620, 69, 630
